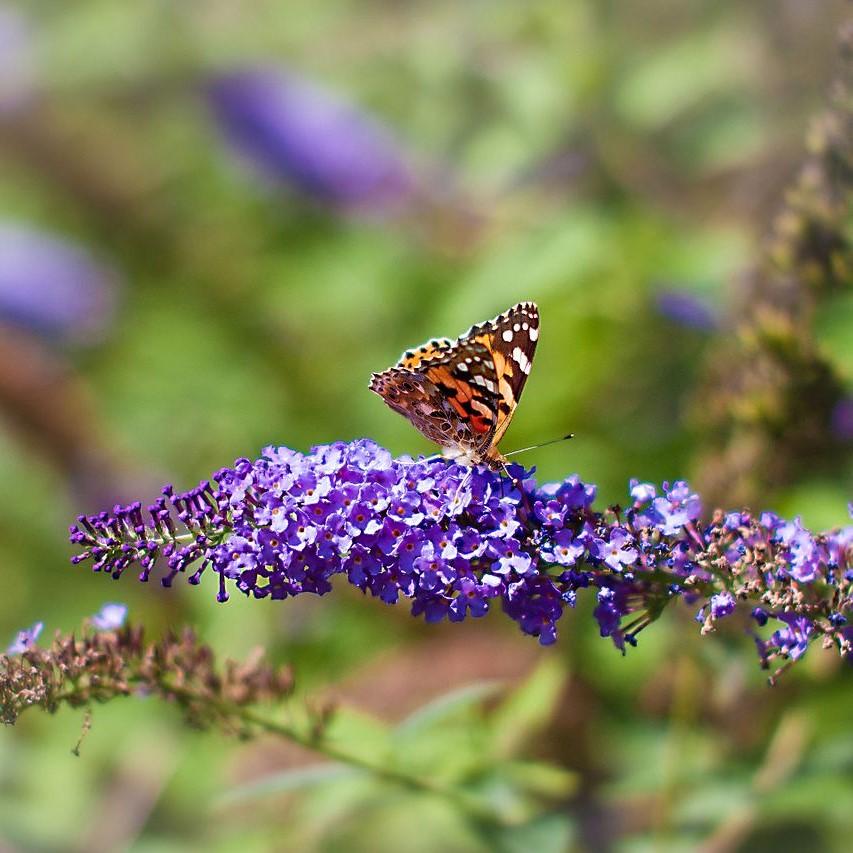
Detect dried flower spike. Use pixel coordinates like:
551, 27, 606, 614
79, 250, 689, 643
1, 616, 294, 728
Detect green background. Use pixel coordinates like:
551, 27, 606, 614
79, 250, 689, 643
0, 1, 851, 850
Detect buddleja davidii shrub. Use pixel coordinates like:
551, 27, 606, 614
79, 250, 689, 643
68, 440, 853, 681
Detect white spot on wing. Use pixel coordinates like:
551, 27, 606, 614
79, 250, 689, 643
502, 329, 513, 342
528, 327, 539, 341
513, 346, 531, 374
473, 375, 496, 392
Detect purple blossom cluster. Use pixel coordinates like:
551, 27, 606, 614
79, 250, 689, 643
69, 440, 853, 676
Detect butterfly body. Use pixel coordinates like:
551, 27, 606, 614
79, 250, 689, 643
370, 302, 539, 470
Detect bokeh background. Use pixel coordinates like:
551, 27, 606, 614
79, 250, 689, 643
1, 1, 851, 850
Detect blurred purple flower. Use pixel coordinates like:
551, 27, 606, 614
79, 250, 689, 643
0, 224, 119, 345
831, 397, 853, 441
656, 290, 718, 331
6, 621, 42, 655
0, 5, 34, 114
90, 602, 128, 631
205, 67, 414, 214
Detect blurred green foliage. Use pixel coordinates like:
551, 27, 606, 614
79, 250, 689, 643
0, 1, 850, 850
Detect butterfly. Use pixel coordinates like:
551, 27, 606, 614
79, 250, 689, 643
370, 302, 539, 470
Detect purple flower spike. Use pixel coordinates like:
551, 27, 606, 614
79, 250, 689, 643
6, 621, 43, 655
656, 289, 719, 331
91, 603, 128, 631
0, 224, 119, 344
69, 439, 853, 676
205, 67, 414, 214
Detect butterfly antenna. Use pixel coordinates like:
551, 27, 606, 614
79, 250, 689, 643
504, 433, 574, 458
500, 462, 533, 513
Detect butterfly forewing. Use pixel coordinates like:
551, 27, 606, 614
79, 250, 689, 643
472, 301, 539, 449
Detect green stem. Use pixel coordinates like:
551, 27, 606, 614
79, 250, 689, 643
235, 704, 509, 824
67, 675, 515, 826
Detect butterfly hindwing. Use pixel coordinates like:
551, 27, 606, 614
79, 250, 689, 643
396, 337, 454, 370
369, 367, 476, 449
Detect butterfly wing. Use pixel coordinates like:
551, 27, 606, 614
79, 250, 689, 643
369, 367, 478, 449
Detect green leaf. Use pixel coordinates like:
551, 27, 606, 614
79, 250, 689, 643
502, 760, 578, 799
816, 292, 853, 379
319, 706, 394, 765
395, 680, 505, 735
217, 763, 363, 806
488, 657, 567, 758
484, 812, 576, 853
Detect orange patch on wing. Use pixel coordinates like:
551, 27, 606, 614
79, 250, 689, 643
468, 413, 490, 434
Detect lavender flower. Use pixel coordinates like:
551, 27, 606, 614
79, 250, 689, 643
205, 67, 414, 214
69, 440, 853, 678
0, 224, 119, 344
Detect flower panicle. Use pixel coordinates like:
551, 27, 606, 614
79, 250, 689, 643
69, 440, 853, 678
1, 611, 294, 729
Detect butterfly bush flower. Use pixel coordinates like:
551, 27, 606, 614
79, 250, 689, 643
0, 224, 119, 345
90, 602, 128, 631
6, 621, 42, 655
655, 289, 719, 331
205, 67, 414, 214
830, 397, 853, 442
1, 612, 293, 727
70, 440, 853, 679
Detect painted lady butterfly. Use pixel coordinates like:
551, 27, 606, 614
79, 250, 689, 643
370, 302, 539, 470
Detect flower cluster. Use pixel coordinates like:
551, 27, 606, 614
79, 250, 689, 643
69, 440, 853, 678
1, 608, 294, 729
